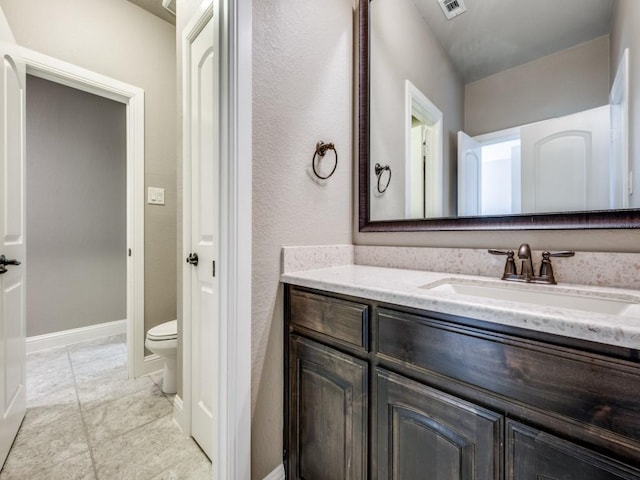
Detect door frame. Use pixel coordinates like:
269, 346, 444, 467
182, 0, 252, 478
19, 47, 147, 380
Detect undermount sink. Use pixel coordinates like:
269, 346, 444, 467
421, 280, 640, 318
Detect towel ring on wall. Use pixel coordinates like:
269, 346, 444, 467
312, 141, 338, 180
375, 163, 391, 193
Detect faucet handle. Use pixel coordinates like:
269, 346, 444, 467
488, 249, 517, 278
488, 249, 512, 256
546, 251, 575, 258
538, 251, 575, 284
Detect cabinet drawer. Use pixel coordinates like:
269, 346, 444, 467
376, 308, 640, 443
289, 288, 368, 351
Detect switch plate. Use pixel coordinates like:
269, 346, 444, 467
148, 187, 165, 205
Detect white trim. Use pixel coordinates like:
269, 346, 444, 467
404, 80, 443, 218
262, 464, 285, 480
610, 48, 630, 208
139, 353, 164, 376
19, 47, 145, 381
472, 125, 522, 145
172, 394, 187, 432
220, 0, 252, 477
26, 320, 126, 354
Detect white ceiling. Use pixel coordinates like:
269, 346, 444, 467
411, 0, 615, 83
127, 0, 175, 25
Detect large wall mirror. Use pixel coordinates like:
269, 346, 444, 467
359, 0, 640, 231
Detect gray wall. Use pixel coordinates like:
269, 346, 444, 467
251, 0, 354, 476
370, 0, 463, 220
0, 0, 177, 343
465, 35, 611, 136
26, 76, 126, 337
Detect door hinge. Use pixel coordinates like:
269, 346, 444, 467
212, 260, 216, 277
128, 248, 132, 257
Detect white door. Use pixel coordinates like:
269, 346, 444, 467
187, 12, 218, 460
520, 106, 611, 214
0, 14, 26, 469
457, 131, 482, 216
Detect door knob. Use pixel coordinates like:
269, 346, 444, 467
0, 255, 21, 275
186, 253, 199, 266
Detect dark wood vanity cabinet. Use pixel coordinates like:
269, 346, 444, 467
506, 420, 640, 480
375, 368, 502, 479
287, 335, 368, 480
284, 285, 640, 480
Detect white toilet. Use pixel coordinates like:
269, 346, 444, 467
145, 320, 178, 394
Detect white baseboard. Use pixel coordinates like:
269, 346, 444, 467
26, 319, 127, 353
172, 394, 187, 433
140, 353, 164, 376
263, 464, 285, 480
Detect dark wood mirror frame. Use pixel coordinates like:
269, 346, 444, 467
358, 0, 640, 232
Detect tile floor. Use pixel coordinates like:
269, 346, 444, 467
0, 334, 211, 480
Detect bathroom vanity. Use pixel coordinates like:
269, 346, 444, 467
282, 266, 640, 479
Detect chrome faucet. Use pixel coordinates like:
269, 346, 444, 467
489, 244, 575, 284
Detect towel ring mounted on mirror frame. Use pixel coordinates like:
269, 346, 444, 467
312, 141, 338, 180
375, 163, 391, 193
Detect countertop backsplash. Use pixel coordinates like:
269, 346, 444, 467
282, 245, 640, 290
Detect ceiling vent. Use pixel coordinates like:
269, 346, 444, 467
162, 0, 176, 16
438, 0, 467, 20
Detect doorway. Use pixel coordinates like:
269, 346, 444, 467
21, 47, 146, 379
25, 75, 127, 350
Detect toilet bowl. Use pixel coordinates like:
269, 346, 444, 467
145, 320, 178, 394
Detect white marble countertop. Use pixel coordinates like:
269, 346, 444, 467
281, 265, 640, 350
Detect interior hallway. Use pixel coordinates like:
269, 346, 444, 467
0, 335, 210, 479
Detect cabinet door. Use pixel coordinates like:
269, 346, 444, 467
506, 419, 640, 480
375, 368, 502, 480
288, 335, 368, 480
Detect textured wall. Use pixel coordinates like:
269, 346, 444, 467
465, 36, 611, 136
26, 76, 126, 337
252, 0, 354, 476
0, 0, 177, 347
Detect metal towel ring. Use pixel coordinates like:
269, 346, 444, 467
375, 163, 391, 193
312, 141, 338, 180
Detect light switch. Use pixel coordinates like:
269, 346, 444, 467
148, 187, 165, 205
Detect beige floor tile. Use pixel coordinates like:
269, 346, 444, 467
76, 369, 154, 411
27, 347, 71, 378
0, 452, 95, 480
149, 451, 212, 480
72, 352, 127, 384
67, 337, 127, 366
93, 415, 204, 480
2, 412, 89, 477
83, 384, 172, 445
2, 337, 211, 479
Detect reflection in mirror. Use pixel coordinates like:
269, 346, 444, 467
405, 81, 444, 218
368, 0, 636, 224
458, 104, 620, 216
